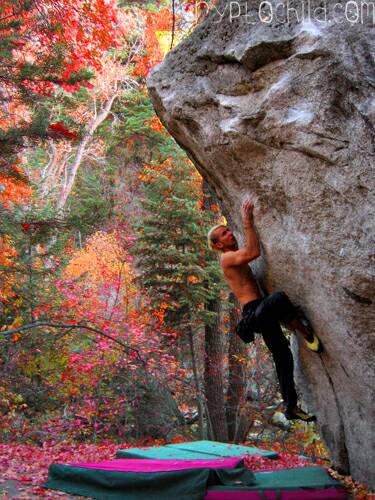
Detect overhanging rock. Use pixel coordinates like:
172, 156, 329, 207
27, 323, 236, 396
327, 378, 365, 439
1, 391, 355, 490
146, 0, 375, 488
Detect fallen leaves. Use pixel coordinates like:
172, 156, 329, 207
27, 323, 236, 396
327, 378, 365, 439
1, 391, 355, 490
328, 468, 374, 500
0, 441, 373, 499
0, 440, 122, 498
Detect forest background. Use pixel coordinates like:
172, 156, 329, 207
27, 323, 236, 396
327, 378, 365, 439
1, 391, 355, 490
0, 1, 368, 497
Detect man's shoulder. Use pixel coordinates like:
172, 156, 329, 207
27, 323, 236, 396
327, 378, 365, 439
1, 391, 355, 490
221, 250, 240, 268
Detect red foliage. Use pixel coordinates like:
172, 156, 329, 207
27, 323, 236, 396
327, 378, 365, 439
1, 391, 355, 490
245, 452, 322, 471
2, 0, 123, 94
0, 441, 122, 496
48, 123, 79, 140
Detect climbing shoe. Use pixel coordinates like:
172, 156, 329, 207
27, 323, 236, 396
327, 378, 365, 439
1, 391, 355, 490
297, 315, 323, 353
304, 332, 323, 353
285, 407, 317, 422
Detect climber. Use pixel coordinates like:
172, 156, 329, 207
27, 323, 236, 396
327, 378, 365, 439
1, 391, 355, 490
207, 198, 322, 422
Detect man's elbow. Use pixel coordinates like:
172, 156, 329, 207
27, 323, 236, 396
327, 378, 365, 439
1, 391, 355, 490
243, 249, 260, 263
249, 250, 260, 261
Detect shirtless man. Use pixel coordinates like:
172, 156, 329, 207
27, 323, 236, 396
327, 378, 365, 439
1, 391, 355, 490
207, 199, 321, 422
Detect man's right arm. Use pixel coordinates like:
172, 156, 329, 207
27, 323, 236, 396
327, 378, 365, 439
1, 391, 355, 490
222, 200, 260, 267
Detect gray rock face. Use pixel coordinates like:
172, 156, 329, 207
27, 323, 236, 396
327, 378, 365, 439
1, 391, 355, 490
147, 0, 375, 487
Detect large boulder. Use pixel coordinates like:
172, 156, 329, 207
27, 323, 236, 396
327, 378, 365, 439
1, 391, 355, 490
146, 0, 375, 486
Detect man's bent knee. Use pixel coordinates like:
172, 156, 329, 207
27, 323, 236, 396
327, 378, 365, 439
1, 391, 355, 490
271, 290, 288, 302
269, 291, 296, 323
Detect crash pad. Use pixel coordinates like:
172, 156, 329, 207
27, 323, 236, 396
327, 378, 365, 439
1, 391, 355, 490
116, 440, 278, 460
42, 457, 255, 500
166, 440, 279, 459
205, 466, 347, 499
115, 446, 220, 460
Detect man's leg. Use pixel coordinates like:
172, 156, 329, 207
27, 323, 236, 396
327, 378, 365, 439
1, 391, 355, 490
253, 297, 316, 421
256, 317, 298, 411
255, 291, 322, 352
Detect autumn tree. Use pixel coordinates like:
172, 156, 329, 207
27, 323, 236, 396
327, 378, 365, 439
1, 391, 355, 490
0, 0, 230, 443
133, 157, 226, 436
0, 0, 122, 156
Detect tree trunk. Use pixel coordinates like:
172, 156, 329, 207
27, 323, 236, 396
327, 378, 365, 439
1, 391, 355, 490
41, 142, 70, 197
204, 296, 228, 441
188, 327, 207, 439
202, 179, 228, 441
226, 293, 253, 442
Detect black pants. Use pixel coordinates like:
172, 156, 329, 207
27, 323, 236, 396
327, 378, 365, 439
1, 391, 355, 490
239, 291, 298, 409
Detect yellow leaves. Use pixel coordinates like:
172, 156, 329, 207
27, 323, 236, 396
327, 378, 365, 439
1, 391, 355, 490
155, 31, 172, 56
231, 353, 248, 364
63, 230, 138, 315
65, 231, 128, 281
12, 317, 23, 328
155, 28, 186, 56
1, 317, 23, 336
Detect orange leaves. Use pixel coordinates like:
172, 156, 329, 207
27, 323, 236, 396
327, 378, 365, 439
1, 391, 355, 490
61, 229, 139, 331
0, 235, 18, 304
328, 469, 374, 500
11, 333, 22, 343
152, 302, 170, 324
0, 171, 32, 208
132, 8, 175, 78
0, 235, 17, 267
0, 168, 30, 303
145, 115, 167, 134
187, 275, 200, 284
0, 318, 22, 341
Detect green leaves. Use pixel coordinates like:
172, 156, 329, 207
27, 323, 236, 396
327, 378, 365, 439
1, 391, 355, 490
133, 159, 224, 332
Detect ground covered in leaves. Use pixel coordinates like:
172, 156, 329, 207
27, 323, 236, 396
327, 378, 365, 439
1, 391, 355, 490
0, 441, 373, 499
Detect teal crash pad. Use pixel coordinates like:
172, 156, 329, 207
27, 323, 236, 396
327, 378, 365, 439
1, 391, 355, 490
166, 440, 279, 459
208, 466, 342, 491
116, 446, 221, 460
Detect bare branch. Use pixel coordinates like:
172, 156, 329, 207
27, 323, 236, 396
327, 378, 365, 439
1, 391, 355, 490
1, 321, 146, 365
170, 0, 176, 50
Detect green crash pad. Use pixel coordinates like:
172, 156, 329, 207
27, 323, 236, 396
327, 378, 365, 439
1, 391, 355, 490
208, 466, 341, 491
166, 440, 279, 459
116, 441, 278, 460
42, 459, 256, 500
